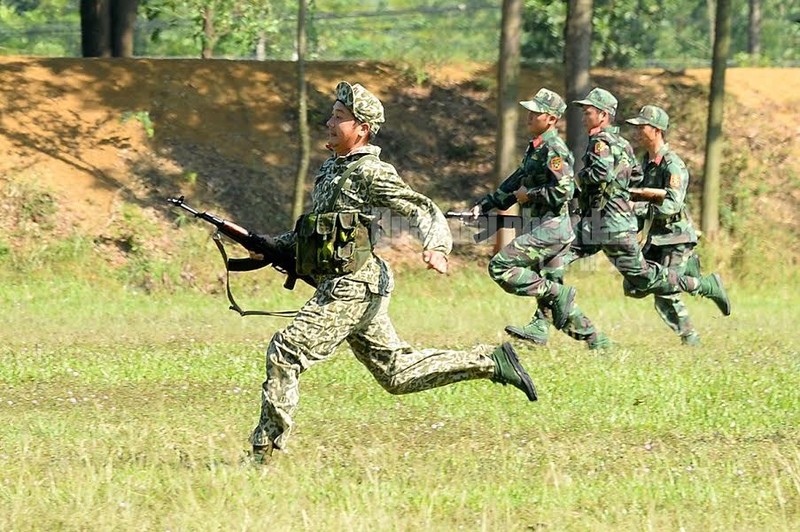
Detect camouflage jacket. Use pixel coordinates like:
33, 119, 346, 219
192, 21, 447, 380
477, 128, 576, 245
275, 144, 452, 295
576, 125, 643, 237
637, 143, 698, 247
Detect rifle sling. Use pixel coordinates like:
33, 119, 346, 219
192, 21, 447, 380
212, 234, 299, 318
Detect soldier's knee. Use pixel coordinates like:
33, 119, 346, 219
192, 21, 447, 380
623, 279, 647, 299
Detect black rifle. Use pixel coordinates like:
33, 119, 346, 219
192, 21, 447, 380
445, 211, 525, 243
167, 196, 314, 292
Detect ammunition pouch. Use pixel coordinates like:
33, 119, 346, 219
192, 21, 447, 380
295, 211, 373, 276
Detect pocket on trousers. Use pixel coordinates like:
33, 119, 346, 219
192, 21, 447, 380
329, 279, 368, 302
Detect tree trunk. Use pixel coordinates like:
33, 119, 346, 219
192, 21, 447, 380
80, 0, 112, 57
748, 0, 761, 56
111, 0, 139, 57
706, 0, 716, 49
201, 6, 215, 59
701, 0, 732, 238
256, 31, 267, 61
494, 0, 523, 252
564, 0, 593, 173
292, 0, 311, 221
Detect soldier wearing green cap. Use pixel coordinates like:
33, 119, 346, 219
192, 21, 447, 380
468, 87, 607, 346
557, 88, 731, 333
249, 81, 538, 464
625, 105, 703, 345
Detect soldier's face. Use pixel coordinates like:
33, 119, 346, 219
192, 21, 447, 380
527, 111, 556, 137
635, 124, 658, 146
581, 106, 605, 132
326, 101, 369, 155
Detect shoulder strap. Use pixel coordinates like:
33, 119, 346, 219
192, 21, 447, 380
325, 154, 379, 212
212, 233, 299, 318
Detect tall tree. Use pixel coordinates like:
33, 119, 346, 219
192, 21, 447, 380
291, 0, 311, 221
80, 0, 139, 57
80, 0, 112, 57
564, 0, 593, 172
494, 0, 523, 251
701, 0, 733, 238
748, 0, 761, 56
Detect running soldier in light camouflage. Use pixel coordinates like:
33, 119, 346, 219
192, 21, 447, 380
625, 105, 703, 345
526, 88, 731, 347
249, 82, 537, 462
471, 88, 599, 338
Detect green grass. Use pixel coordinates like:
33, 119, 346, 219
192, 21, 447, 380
1, 265, 799, 530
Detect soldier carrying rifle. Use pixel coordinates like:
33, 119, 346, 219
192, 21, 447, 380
245, 81, 539, 464
625, 105, 704, 346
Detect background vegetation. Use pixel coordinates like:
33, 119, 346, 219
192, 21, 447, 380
1, 0, 798, 65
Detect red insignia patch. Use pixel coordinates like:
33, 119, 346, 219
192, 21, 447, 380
549, 156, 563, 172
594, 141, 609, 155
669, 174, 681, 188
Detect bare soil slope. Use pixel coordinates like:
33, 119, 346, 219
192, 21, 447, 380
1, 58, 798, 268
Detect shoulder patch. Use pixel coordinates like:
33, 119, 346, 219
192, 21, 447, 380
549, 156, 563, 172
594, 141, 609, 155
669, 174, 681, 188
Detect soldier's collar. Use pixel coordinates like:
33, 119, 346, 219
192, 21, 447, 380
333, 143, 381, 162
649, 142, 670, 165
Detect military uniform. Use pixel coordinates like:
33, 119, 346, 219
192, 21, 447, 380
478, 89, 576, 295
250, 82, 535, 453
565, 88, 728, 307
625, 106, 702, 344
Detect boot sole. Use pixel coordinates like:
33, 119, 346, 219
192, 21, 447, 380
504, 325, 548, 345
502, 342, 538, 401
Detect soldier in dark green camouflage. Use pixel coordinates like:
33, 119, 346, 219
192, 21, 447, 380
625, 105, 703, 346
249, 82, 537, 464
521, 88, 731, 347
470, 88, 605, 342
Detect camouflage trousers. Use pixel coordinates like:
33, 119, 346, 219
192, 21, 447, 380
487, 231, 571, 299
249, 277, 495, 450
565, 227, 701, 296
624, 243, 699, 339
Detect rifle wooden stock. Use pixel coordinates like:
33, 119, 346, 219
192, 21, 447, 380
629, 187, 667, 205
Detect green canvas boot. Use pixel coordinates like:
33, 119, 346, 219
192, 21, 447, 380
505, 317, 550, 345
684, 253, 701, 278
251, 442, 274, 466
587, 332, 611, 350
681, 331, 701, 346
544, 285, 576, 330
698, 273, 731, 316
490, 342, 538, 401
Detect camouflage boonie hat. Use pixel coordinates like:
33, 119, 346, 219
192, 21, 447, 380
625, 105, 669, 130
520, 88, 567, 118
573, 87, 618, 115
335, 81, 385, 135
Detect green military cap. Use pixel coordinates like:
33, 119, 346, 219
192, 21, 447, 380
573, 87, 618, 115
625, 105, 670, 130
519, 88, 567, 118
335, 81, 385, 135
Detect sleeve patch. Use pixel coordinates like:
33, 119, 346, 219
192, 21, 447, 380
669, 174, 681, 188
549, 156, 563, 172
593, 141, 609, 155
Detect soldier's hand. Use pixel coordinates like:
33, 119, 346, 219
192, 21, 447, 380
249, 251, 265, 261
422, 250, 448, 274
469, 205, 482, 220
514, 187, 529, 204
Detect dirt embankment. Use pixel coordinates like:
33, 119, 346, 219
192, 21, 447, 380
1, 57, 798, 269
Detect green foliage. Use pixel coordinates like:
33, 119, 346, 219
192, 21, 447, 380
121, 110, 155, 138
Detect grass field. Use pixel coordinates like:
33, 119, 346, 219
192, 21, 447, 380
1, 265, 799, 531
